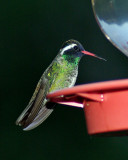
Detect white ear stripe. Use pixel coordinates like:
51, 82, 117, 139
60, 44, 77, 55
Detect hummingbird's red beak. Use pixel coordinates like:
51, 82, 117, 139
81, 50, 106, 61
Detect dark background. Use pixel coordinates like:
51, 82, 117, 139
1, 0, 128, 160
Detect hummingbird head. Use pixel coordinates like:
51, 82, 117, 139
60, 39, 106, 61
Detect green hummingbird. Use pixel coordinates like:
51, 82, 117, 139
16, 39, 105, 131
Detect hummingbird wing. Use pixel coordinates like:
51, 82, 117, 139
16, 67, 56, 130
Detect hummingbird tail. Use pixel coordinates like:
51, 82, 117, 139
23, 105, 54, 131
16, 101, 55, 131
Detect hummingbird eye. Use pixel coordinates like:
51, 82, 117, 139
73, 45, 80, 51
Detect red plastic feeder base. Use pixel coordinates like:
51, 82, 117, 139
47, 79, 128, 136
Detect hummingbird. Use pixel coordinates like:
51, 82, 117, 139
16, 39, 105, 131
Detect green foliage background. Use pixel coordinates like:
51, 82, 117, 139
1, 0, 128, 160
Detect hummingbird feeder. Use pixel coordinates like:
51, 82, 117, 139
48, 0, 128, 136
47, 79, 128, 136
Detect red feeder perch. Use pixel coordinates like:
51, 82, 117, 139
47, 79, 128, 136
